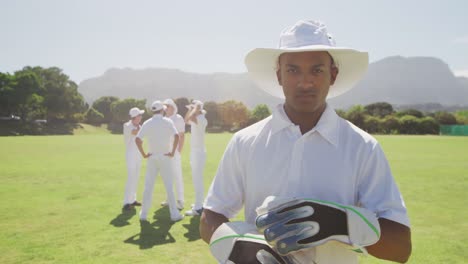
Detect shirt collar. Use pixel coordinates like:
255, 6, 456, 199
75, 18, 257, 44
152, 113, 163, 118
270, 103, 340, 147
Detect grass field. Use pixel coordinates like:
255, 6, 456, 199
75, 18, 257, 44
0, 133, 467, 263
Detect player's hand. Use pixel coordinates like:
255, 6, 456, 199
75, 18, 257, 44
209, 222, 297, 264
255, 196, 380, 255
256, 249, 296, 264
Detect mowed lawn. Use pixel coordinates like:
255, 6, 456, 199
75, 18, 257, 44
0, 133, 467, 263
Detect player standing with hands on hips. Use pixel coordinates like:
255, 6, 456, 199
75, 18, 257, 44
136, 100, 184, 222
201, 20, 411, 263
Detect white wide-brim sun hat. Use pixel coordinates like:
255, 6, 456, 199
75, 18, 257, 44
245, 20, 369, 99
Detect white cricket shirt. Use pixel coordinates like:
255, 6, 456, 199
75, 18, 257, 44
123, 120, 139, 153
204, 104, 410, 263
189, 114, 207, 150
169, 114, 186, 134
136, 114, 178, 156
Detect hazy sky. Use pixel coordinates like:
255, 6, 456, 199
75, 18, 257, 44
1, 0, 467, 83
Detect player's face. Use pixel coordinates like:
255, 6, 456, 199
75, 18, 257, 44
133, 115, 142, 123
276, 51, 338, 114
165, 105, 175, 116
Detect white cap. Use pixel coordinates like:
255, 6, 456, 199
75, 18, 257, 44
129, 107, 145, 118
186, 99, 206, 114
151, 100, 167, 112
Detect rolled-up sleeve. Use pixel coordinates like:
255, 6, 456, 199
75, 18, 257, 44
204, 135, 245, 219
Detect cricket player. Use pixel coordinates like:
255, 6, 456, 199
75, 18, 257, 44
201, 20, 411, 263
122, 107, 144, 210
160, 98, 186, 210
136, 100, 183, 222
184, 100, 208, 216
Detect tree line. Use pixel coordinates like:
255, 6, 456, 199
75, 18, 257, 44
336, 102, 467, 135
1, 66, 467, 136
0, 66, 87, 135
86, 96, 272, 134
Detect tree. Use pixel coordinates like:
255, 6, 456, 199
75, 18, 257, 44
10, 69, 45, 122
364, 102, 394, 117
396, 109, 424, 118
0, 72, 17, 116
454, 110, 468, 125
335, 109, 347, 119
174, 97, 190, 118
92, 96, 119, 123
203, 101, 220, 128
85, 107, 104, 125
109, 98, 147, 134
250, 104, 271, 123
345, 105, 366, 129
110, 98, 147, 123
381, 115, 400, 134
399, 115, 420, 134
363, 116, 381, 134
218, 100, 250, 131
26, 66, 87, 122
419, 116, 439, 134
434, 111, 457, 125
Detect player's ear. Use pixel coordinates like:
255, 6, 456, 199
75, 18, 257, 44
276, 56, 283, 86
330, 66, 338, 85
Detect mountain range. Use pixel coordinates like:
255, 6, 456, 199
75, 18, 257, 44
78, 56, 468, 111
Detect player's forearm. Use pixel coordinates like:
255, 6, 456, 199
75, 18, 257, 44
184, 110, 193, 123
366, 218, 412, 263
178, 133, 185, 152
200, 209, 229, 244
135, 137, 146, 157
171, 134, 179, 155
185, 109, 198, 124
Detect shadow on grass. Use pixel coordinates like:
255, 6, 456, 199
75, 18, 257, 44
109, 207, 136, 227
183, 215, 201, 241
124, 207, 176, 249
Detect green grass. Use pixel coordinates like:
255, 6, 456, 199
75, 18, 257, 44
0, 134, 467, 263
73, 123, 110, 135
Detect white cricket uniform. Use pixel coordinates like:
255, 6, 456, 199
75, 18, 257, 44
189, 114, 208, 210
204, 104, 410, 263
122, 120, 142, 205
168, 113, 186, 203
137, 114, 182, 220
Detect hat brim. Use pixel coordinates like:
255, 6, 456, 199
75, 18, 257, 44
152, 105, 167, 112
130, 110, 145, 118
244, 46, 368, 99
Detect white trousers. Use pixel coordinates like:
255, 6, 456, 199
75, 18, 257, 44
140, 155, 182, 220
172, 151, 184, 202
123, 151, 142, 205
190, 148, 206, 210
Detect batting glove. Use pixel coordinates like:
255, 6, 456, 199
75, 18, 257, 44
255, 196, 381, 256
210, 221, 300, 264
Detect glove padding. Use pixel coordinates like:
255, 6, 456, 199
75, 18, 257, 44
255, 196, 380, 255
210, 221, 297, 264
